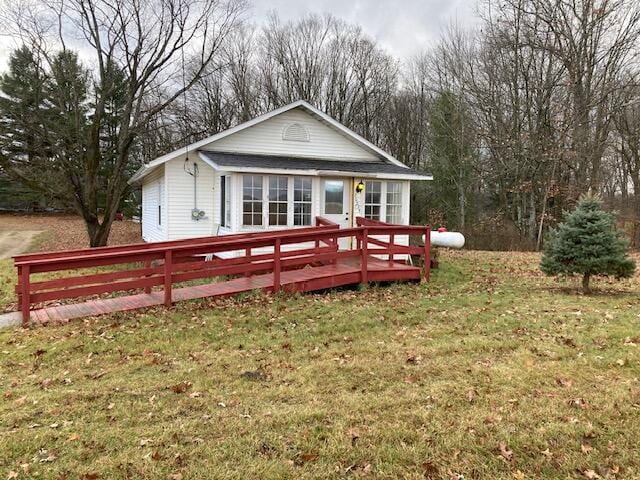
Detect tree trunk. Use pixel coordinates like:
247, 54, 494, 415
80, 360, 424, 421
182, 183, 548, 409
582, 272, 591, 294
93, 224, 112, 247
84, 212, 115, 248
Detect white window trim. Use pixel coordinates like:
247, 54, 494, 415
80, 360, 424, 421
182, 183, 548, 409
364, 180, 405, 224
240, 174, 315, 230
364, 180, 382, 221
241, 174, 264, 228
268, 175, 289, 227
293, 176, 313, 227
386, 181, 403, 224
220, 175, 232, 228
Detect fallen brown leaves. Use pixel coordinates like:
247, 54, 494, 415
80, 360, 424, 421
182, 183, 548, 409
0, 213, 142, 251
170, 381, 192, 394
498, 442, 514, 462
580, 468, 601, 479
1, 249, 639, 478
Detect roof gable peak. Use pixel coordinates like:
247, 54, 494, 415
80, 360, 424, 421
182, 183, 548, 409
130, 100, 406, 184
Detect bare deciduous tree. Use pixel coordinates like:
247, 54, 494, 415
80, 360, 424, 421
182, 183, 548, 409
0, 0, 246, 246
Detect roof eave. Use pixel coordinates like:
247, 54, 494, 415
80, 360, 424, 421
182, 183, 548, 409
198, 159, 432, 180
128, 165, 149, 185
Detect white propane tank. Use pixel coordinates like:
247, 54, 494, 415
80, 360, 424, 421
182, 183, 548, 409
422, 231, 466, 249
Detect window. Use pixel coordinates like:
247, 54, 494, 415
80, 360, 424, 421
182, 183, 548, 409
324, 180, 344, 214
294, 177, 312, 226
386, 182, 403, 224
157, 179, 164, 227
268, 176, 288, 226
364, 180, 382, 220
220, 175, 231, 227
242, 175, 263, 226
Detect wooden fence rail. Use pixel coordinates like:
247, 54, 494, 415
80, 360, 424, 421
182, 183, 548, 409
14, 217, 430, 327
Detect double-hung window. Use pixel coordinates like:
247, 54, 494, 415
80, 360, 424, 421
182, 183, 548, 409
364, 180, 382, 220
293, 177, 312, 226
386, 181, 403, 224
268, 176, 288, 226
242, 175, 263, 226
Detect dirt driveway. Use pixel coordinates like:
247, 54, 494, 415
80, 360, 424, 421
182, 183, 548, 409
0, 213, 142, 252
0, 230, 43, 259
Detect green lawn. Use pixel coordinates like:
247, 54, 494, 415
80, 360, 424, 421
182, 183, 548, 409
1, 250, 639, 479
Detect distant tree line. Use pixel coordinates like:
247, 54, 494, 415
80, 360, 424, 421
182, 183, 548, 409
1, 0, 639, 248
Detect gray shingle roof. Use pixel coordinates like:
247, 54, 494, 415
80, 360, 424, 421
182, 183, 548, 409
198, 151, 431, 178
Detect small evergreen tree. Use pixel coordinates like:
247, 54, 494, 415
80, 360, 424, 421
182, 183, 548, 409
541, 195, 635, 293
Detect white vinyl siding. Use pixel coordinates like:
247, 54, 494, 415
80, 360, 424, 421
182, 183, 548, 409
164, 155, 216, 240
138, 105, 420, 248
204, 109, 380, 162
141, 166, 166, 242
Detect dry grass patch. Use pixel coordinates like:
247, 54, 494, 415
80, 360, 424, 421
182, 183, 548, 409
1, 250, 639, 479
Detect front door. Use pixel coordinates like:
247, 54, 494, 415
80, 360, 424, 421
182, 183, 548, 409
322, 178, 350, 249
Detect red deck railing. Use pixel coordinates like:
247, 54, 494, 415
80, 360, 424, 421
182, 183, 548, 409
14, 217, 430, 327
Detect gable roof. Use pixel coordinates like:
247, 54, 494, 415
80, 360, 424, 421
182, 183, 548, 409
129, 100, 417, 184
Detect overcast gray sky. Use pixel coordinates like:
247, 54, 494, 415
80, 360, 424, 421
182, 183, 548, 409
0, 0, 477, 72
251, 0, 477, 59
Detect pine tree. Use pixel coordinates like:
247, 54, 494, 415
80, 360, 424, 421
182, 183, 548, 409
540, 195, 635, 293
425, 90, 476, 230
0, 48, 91, 209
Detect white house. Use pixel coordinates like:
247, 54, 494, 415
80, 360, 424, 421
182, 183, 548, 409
129, 100, 432, 250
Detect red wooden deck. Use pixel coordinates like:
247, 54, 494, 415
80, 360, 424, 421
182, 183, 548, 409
25, 256, 421, 324
14, 217, 431, 326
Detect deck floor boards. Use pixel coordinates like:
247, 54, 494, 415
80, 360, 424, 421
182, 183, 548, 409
29, 257, 421, 324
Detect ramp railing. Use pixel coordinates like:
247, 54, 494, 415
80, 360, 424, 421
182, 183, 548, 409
14, 218, 430, 327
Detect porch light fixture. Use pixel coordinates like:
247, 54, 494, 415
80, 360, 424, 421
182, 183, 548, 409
355, 181, 365, 193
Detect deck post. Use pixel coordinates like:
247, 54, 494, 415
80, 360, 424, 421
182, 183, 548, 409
244, 247, 251, 277
164, 250, 173, 306
424, 227, 431, 281
144, 259, 152, 294
389, 233, 395, 263
20, 265, 30, 327
361, 228, 368, 285
273, 238, 281, 293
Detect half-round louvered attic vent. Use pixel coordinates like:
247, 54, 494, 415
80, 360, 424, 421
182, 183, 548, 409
282, 123, 310, 142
